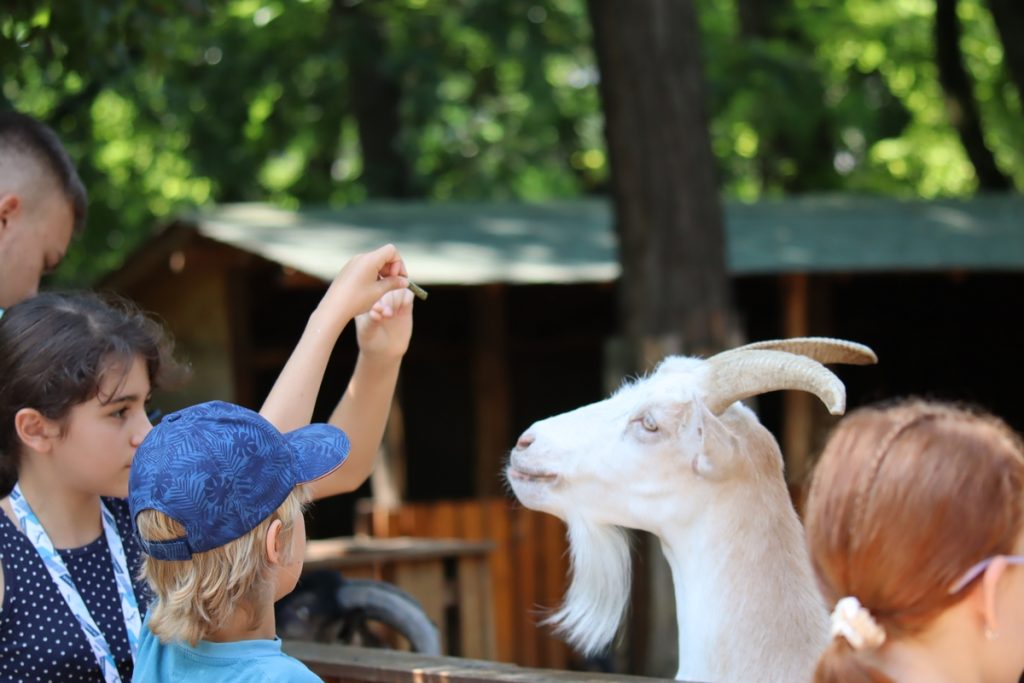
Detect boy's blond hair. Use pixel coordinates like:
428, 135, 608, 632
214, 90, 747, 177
136, 486, 308, 646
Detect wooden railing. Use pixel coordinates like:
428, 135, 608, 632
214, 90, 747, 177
355, 497, 572, 669
303, 536, 496, 659
284, 642, 683, 683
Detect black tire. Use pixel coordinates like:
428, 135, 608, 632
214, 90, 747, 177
334, 579, 441, 655
275, 571, 441, 655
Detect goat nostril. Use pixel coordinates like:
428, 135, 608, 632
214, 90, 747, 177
516, 433, 535, 449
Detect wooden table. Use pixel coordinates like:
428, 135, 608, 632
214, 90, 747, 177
303, 536, 496, 660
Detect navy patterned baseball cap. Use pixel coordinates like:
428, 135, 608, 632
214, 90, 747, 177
129, 401, 349, 561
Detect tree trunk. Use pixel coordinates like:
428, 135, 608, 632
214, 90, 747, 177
935, 0, 1013, 191
333, 0, 414, 198
986, 0, 1024, 102
588, 0, 740, 675
588, 0, 737, 363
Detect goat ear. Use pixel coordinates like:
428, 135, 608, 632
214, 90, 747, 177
689, 407, 739, 479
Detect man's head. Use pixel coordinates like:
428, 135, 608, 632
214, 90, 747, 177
130, 401, 350, 644
0, 111, 87, 308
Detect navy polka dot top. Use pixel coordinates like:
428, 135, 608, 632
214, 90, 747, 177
0, 497, 151, 682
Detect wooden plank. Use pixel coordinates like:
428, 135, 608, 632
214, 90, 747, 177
335, 565, 377, 581
98, 222, 197, 292
431, 500, 459, 538
460, 499, 486, 541
397, 504, 417, 536
486, 499, 515, 663
513, 507, 539, 666
304, 537, 493, 572
393, 559, 449, 655
284, 642, 682, 683
781, 274, 813, 485
456, 555, 497, 660
412, 502, 434, 538
306, 536, 494, 559
473, 285, 511, 497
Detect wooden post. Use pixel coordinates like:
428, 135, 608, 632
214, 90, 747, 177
473, 285, 511, 497
781, 274, 813, 488
456, 554, 497, 659
393, 560, 448, 654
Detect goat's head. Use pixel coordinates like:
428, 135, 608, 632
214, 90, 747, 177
505, 337, 876, 655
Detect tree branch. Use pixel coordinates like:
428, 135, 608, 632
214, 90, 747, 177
935, 0, 1013, 191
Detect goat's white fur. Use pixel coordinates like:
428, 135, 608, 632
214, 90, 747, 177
546, 518, 632, 656
508, 340, 874, 682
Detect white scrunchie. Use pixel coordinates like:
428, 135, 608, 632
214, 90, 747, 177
830, 596, 887, 650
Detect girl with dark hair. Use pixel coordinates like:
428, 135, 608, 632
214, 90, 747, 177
0, 292, 181, 682
805, 400, 1024, 683
0, 244, 414, 681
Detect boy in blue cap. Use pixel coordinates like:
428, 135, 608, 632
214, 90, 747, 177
128, 244, 415, 681
129, 400, 347, 681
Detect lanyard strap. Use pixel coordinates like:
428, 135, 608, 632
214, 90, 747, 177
10, 485, 142, 683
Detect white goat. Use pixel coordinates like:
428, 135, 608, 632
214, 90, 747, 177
506, 337, 877, 682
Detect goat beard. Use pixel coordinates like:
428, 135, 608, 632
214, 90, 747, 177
546, 516, 632, 657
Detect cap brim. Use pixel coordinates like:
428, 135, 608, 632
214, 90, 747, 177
284, 423, 350, 484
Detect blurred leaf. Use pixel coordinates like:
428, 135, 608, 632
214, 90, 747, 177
4, 0, 1022, 287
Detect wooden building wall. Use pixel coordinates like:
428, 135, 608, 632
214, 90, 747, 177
107, 236, 1024, 674
111, 237, 1024, 511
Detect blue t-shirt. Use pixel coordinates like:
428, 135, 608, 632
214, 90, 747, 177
132, 617, 320, 683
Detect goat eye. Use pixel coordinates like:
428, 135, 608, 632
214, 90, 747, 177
640, 414, 659, 432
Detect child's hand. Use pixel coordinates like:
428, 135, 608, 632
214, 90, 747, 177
355, 288, 414, 360
318, 244, 409, 326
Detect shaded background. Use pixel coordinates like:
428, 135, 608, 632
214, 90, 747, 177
5, 0, 1024, 676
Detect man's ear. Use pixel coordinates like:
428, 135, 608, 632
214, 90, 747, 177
14, 408, 60, 454
265, 519, 286, 566
0, 194, 20, 232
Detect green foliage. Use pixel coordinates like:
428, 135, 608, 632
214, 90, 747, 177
3, 0, 602, 284
700, 0, 1024, 198
1, 0, 1021, 285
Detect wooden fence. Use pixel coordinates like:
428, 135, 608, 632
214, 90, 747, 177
355, 497, 574, 670
285, 642, 682, 683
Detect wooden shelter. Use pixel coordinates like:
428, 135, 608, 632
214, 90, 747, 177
102, 194, 1024, 669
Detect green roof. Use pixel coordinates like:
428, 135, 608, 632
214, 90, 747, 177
727, 194, 1024, 274
184, 195, 1024, 285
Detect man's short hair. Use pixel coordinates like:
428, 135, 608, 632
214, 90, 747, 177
0, 110, 87, 233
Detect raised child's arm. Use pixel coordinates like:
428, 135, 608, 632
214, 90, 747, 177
259, 245, 407, 434
307, 288, 413, 499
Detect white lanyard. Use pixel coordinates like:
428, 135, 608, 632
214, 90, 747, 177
10, 484, 141, 683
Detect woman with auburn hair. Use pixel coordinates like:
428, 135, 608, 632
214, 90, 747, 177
804, 399, 1024, 683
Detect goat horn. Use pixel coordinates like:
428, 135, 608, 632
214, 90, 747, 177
704, 349, 846, 416
716, 337, 878, 366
